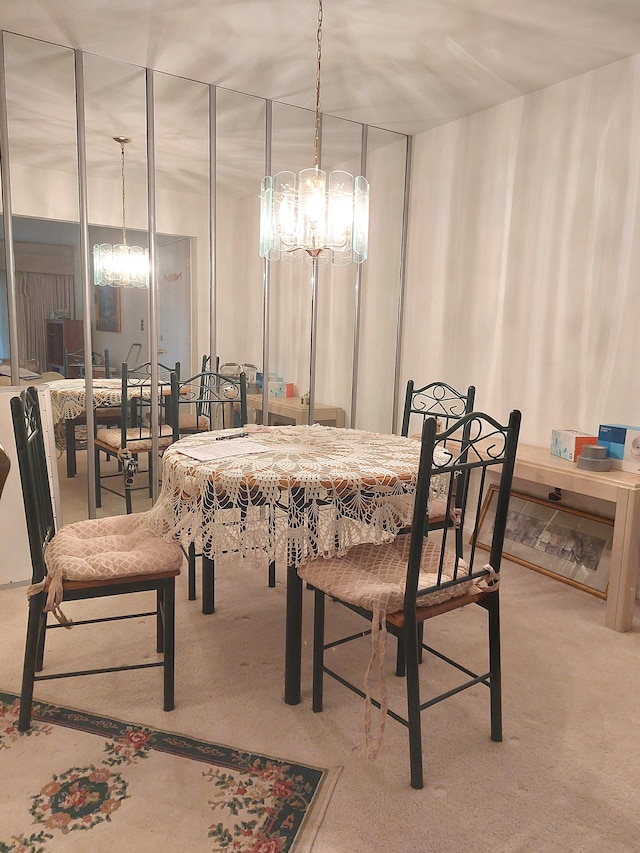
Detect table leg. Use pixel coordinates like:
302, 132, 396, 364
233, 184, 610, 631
605, 486, 640, 632
65, 418, 76, 478
284, 487, 306, 705
285, 561, 303, 705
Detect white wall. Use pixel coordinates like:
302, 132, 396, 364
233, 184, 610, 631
403, 53, 640, 446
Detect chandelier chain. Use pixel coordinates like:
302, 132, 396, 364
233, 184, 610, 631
314, 0, 323, 168
119, 139, 128, 247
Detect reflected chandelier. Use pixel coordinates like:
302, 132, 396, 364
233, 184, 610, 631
259, 0, 370, 265
93, 136, 149, 288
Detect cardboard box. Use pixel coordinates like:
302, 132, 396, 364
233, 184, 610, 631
550, 429, 598, 463
268, 380, 287, 398
598, 423, 640, 472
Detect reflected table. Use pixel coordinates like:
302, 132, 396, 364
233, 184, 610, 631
47, 379, 169, 478
147, 424, 448, 704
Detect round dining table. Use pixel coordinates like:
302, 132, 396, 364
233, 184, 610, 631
146, 423, 448, 704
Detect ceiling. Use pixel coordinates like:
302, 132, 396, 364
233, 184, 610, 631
2, 0, 640, 137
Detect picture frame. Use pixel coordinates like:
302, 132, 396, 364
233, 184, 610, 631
94, 285, 121, 333
476, 486, 613, 598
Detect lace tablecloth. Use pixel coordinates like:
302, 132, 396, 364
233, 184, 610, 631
145, 424, 448, 569
47, 378, 162, 422
47, 379, 124, 422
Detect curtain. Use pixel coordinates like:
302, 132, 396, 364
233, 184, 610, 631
17, 272, 75, 373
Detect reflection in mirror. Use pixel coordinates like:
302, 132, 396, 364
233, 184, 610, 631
154, 71, 210, 376
0, 29, 410, 532
216, 88, 266, 397
84, 54, 148, 518
314, 114, 363, 429
268, 101, 315, 420
358, 127, 408, 433
2, 35, 83, 522
2, 35, 78, 376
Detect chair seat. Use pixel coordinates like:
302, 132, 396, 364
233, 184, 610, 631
96, 423, 174, 454
179, 413, 211, 432
299, 535, 477, 616
45, 513, 183, 582
34, 512, 183, 620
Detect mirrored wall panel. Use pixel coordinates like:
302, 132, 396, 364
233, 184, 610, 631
0, 30, 409, 527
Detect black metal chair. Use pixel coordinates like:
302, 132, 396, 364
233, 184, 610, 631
94, 361, 178, 514
62, 347, 112, 378
299, 408, 521, 789
11, 386, 183, 731
401, 380, 476, 438
169, 368, 250, 611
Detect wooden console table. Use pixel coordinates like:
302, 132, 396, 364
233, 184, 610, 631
246, 393, 345, 428
514, 444, 640, 632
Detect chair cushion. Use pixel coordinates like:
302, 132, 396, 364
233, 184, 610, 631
96, 424, 174, 454
34, 513, 183, 624
45, 512, 183, 582
178, 413, 211, 431
299, 535, 476, 616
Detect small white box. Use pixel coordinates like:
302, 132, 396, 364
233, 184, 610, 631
550, 429, 598, 463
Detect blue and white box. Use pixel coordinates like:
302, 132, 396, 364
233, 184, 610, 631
598, 423, 640, 473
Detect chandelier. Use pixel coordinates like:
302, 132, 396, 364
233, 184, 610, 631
93, 136, 149, 288
259, 0, 370, 265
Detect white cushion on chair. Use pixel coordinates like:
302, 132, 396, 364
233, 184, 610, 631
96, 424, 174, 454
45, 512, 183, 582
178, 413, 211, 432
34, 513, 183, 624
299, 535, 475, 615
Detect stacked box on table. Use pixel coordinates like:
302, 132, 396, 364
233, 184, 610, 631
597, 424, 640, 473
550, 429, 598, 463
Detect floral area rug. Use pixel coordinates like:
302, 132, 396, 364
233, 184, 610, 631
0, 690, 338, 852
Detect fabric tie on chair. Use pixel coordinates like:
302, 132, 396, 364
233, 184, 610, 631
27, 512, 183, 625
299, 536, 498, 759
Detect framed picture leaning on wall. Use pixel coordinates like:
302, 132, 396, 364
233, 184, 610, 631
476, 486, 613, 598
95, 285, 121, 333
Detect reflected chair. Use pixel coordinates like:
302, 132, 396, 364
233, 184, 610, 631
169, 369, 249, 610
124, 342, 143, 372
62, 347, 112, 379
11, 386, 183, 731
299, 408, 521, 789
61, 348, 121, 478
94, 361, 177, 514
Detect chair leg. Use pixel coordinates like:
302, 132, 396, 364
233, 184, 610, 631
187, 543, 196, 601
395, 637, 406, 677
148, 452, 153, 498
487, 595, 502, 742
396, 622, 424, 677
268, 507, 276, 587
404, 620, 424, 790
65, 418, 76, 478
94, 446, 102, 508
312, 589, 325, 713
35, 615, 47, 672
201, 554, 214, 614
18, 593, 47, 732
162, 579, 176, 712
156, 588, 164, 653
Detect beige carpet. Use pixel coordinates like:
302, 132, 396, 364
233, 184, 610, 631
1, 549, 639, 852
2, 452, 639, 851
